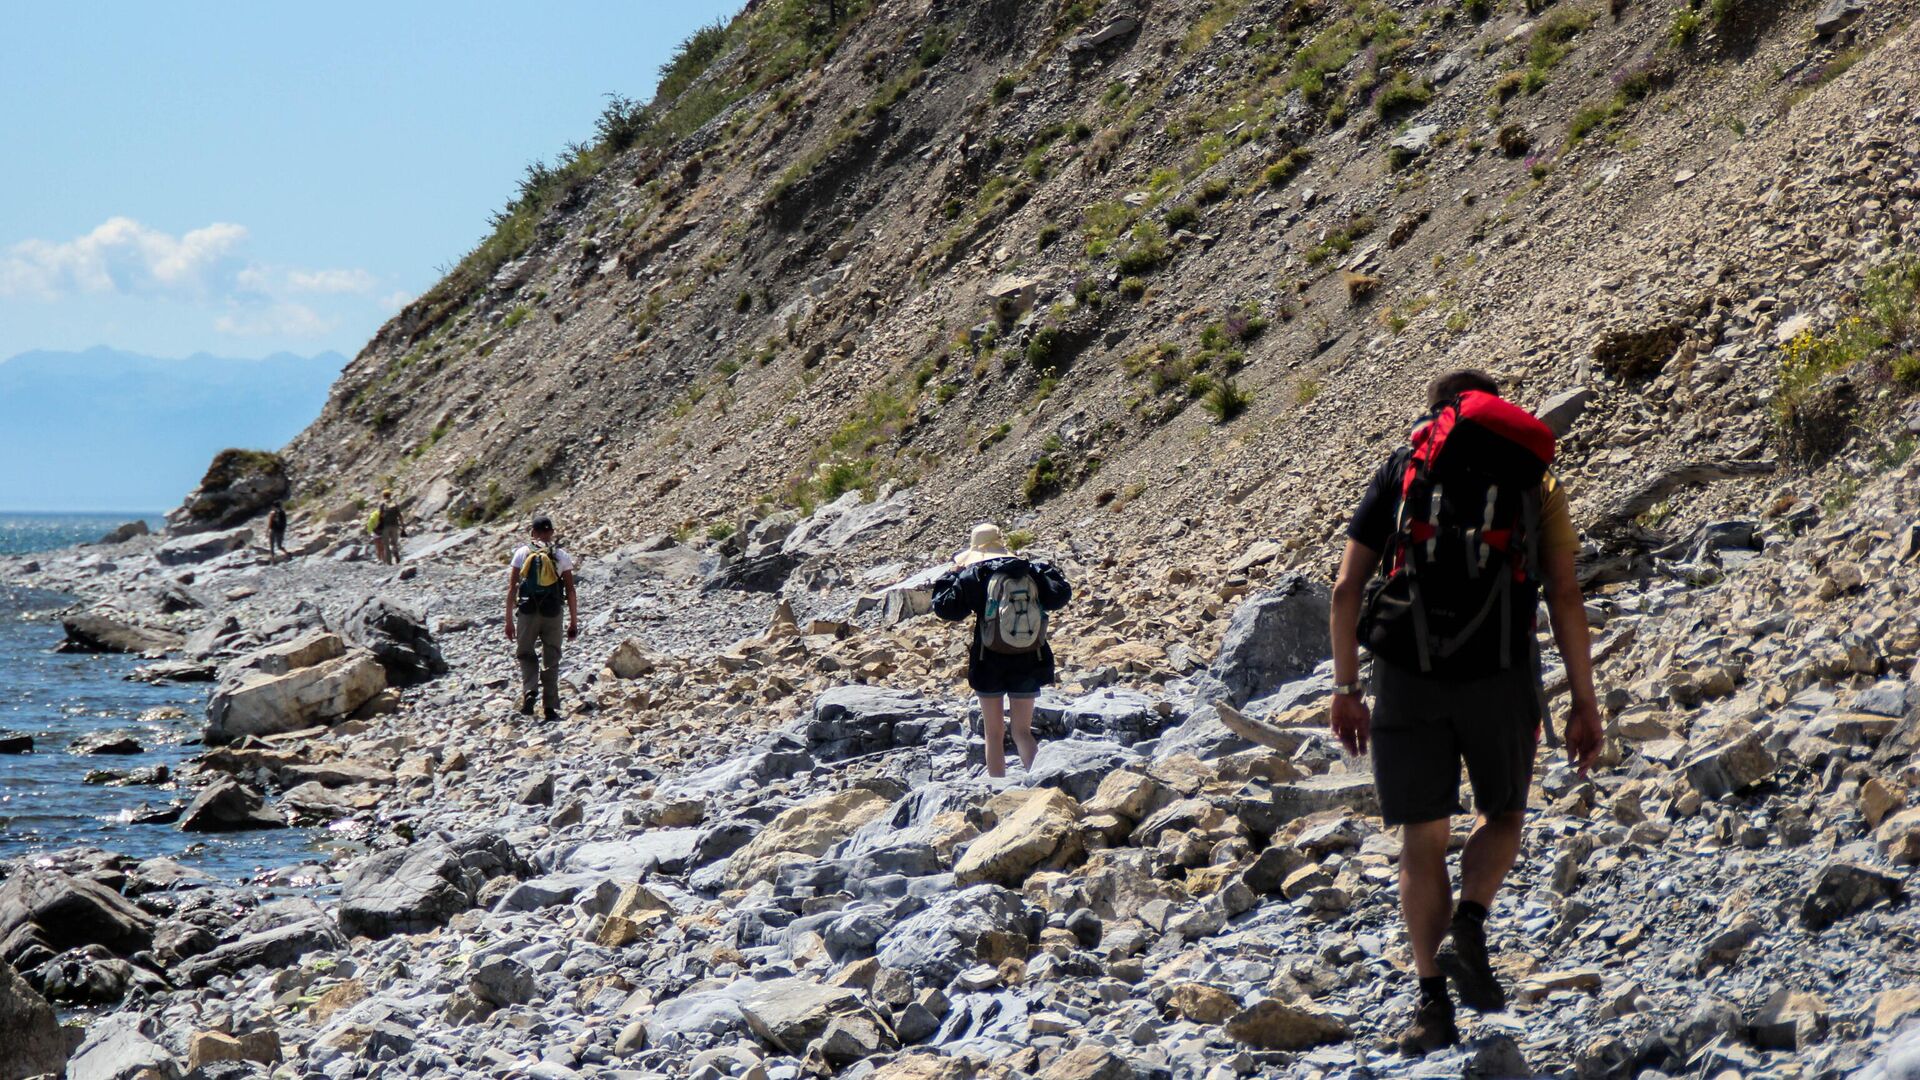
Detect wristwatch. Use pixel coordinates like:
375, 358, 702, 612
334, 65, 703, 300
1333, 681, 1364, 697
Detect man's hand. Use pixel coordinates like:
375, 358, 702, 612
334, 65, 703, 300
505, 617, 516, 643
567, 621, 579, 642
1330, 693, 1371, 757
1564, 699, 1603, 775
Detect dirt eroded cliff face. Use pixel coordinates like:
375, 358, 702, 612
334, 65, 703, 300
286, 0, 1920, 577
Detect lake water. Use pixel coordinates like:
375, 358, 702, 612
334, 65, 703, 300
0, 513, 320, 877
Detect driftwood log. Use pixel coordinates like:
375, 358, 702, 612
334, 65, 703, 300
1585, 459, 1777, 541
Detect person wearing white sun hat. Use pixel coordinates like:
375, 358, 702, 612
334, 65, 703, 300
932, 523, 1072, 777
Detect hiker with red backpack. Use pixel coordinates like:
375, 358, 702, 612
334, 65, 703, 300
1328, 370, 1602, 1055
932, 524, 1072, 778
506, 513, 579, 722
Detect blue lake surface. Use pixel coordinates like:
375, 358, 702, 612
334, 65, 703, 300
0, 513, 323, 877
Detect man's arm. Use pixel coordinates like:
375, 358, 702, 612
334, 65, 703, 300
563, 569, 579, 639
1328, 540, 1380, 755
1542, 547, 1602, 772
504, 568, 518, 641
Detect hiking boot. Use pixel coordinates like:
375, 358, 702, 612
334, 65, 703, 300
544, 708, 561, 723
1438, 916, 1507, 1012
518, 693, 536, 716
1396, 995, 1459, 1056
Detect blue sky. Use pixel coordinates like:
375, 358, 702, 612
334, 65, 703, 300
0, 1, 742, 362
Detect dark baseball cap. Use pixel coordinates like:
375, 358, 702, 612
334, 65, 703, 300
531, 514, 554, 532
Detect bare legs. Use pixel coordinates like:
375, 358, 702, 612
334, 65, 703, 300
1460, 811, 1525, 908
979, 695, 1038, 778
1399, 819, 1453, 977
1398, 811, 1526, 975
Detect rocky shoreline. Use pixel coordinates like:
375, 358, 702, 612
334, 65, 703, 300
3, 462, 1920, 1080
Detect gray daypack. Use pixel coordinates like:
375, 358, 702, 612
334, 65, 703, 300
980, 567, 1047, 654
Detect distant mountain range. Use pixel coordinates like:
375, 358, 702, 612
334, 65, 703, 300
0, 347, 342, 513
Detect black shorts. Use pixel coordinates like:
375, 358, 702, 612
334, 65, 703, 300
1369, 659, 1542, 826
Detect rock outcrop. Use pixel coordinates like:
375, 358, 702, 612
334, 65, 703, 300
166, 448, 289, 534
205, 640, 386, 743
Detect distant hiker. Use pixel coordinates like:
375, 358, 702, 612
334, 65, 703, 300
376, 491, 404, 565
368, 499, 389, 563
267, 502, 288, 564
506, 513, 579, 722
1328, 369, 1602, 1055
932, 523, 1071, 778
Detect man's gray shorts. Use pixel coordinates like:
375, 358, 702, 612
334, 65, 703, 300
1368, 659, 1543, 826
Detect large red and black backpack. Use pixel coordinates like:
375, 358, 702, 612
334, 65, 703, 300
1358, 390, 1556, 679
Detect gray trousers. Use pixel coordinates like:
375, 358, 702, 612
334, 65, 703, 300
515, 610, 565, 708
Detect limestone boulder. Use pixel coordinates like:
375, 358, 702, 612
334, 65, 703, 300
59, 608, 184, 655
178, 779, 285, 832
153, 524, 255, 565
802, 686, 946, 761
1224, 1000, 1351, 1049
1211, 575, 1332, 706
65, 1013, 176, 1080
339, 595, 446, 687
874, 884, 1033, 984
732, 977, 885, 1055
1801, 859, 1903, 931
955, 788, 1084, 887
205, 649, 386, 744
233, 630, 345, 677
606, 638, 664, 679
1684, 729, 1776, 799
338, 834, 522, 939
0, 867, 155, 964
0, 958, 70, 1080
724, 788, 893, 889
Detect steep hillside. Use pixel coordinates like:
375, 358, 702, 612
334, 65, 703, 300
288, 0, 1915, 572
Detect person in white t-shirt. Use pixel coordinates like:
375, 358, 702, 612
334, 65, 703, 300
506, 513, 579, 720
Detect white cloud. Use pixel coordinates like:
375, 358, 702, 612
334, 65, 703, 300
0, 217, 249, 299
214, 301, 334, 338
378, 288, 415, 311
286, 268, 377, 294
0, 217, 394, 342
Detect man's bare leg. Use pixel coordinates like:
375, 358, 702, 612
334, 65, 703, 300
1459, 811, 1525, 907
1399, 818, 1453, 977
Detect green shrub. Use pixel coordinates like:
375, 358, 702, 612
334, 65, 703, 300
1204, 379, 1253, 422
1027, 327, 1063, 368
1023, 455, 1062, 503
1304, 214, 1376, 264
1038, 224, 1061, 249
1119, 276, 1147, 299
1864, 256, 1920, 344
1295, 378, 1323, 405
1005, 527, 1036, 550
1374, 75, 1433, 119
992, 75, 1019, 100
1262, 147, 1312, 188
1115, 221, 1169, 274
504, 305, 531, 329
1668, 8, 1703, 46
1165, 202, 1200, 231
706, 521, 737, 541
657, 21, 730, 105
1567, 101, 1617, 143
